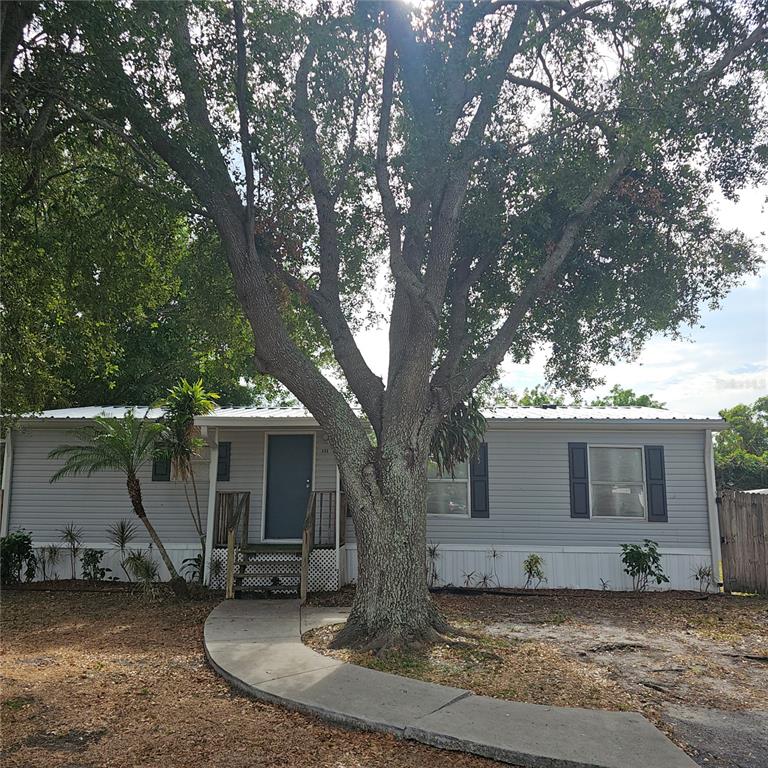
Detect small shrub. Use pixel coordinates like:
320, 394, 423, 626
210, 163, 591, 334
426, 542, 440, 588
462, 571, 477, 587
81, 548, 110, 581
106, 519, 137, 581
124, 549, 161, 599
1, 530, 37, 585
692, 563, 714, 593
620, 539, 669, 591
182, 552, 205, 583
59, 522, 84, 579
523, 553, 546, 588
486, 547, 502, 587
600, 578, 611, 591
37, 544, 62, 581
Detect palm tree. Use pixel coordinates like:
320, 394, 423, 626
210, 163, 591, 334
157, 379, 219, 580
49, 411, 184, 588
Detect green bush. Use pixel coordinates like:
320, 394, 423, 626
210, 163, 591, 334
1, 530, 37, 585
81, 548, 110, 581
620, 539, 669, 591
523, 553, 546, 588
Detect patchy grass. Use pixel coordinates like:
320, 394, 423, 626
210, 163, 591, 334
0, 590, 499, 768
306, 620, 638, 712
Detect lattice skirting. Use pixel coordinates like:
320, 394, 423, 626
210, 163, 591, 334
208, 547, 339, 592
209, 548, 228, 590
308, 549, 339, 592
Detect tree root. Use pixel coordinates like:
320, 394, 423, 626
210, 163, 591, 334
330, 601, 460, 654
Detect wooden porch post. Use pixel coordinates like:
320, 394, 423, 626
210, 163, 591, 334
203, 426, 219, 587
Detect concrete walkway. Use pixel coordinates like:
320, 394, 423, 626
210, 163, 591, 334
204, 600, 697, 768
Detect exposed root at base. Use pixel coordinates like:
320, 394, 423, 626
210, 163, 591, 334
330, 604, 461, 654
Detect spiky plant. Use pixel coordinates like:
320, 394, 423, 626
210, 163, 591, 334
49, 412, 183, 587
106, 519, 138, 581
124, 549, 161, 600
59, 522, 84, 579
156, 379, 219, 581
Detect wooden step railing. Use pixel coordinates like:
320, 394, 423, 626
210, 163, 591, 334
217, 491, 250, 599
300, 490, 337, 602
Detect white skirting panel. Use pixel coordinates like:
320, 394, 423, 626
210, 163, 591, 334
339, 544, 712, 592
29, 543, 203, 582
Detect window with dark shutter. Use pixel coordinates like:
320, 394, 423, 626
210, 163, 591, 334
470, 442, 489, 518
217, 441, 231, 482
152, 455, 171, 481
568, 443, 590, 518
644, 445, 668, 522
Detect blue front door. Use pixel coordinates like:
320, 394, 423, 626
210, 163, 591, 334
264, 434, 313, 540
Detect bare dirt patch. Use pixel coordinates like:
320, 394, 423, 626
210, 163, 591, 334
306, 589, 768, 767
0, 590, 499, 768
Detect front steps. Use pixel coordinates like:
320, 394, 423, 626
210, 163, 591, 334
233, 544, 302, 596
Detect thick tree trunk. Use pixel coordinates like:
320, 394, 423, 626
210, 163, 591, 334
126, 474, 185, 593
332, 438, 450, 650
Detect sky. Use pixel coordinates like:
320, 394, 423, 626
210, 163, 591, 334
351, 184, 768, 418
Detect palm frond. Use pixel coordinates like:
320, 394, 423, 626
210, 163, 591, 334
49, 411, 164, 482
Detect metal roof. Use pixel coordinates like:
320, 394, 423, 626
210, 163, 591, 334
20, 404, 724, 427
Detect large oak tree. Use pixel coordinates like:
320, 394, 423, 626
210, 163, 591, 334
3, 1, 766, 647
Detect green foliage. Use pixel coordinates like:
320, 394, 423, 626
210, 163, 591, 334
49, 413, 180, 580
49, 413, 164, 482
426, 542, 441, 588
181, 553, 205, 584
0, 131, 267, 417
0, 530, 37, 585
59, 522, 84, 580
157, 378, 219, 578
692, 564, 714, 594
590, 386, 665, 408
715, 397, 768, 490
80, 548, 110, 581
106, 519, 137, 581
157, 379, 219, 482
517, 387, 568, 407
523, 553, 547, 589
620, 540, 669, 591
430, 398, 486, 476
124, 549, 161, 599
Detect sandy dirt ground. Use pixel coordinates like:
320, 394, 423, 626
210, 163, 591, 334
307, 589, 768, 768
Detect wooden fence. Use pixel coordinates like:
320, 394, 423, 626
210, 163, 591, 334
718, 490, 768, 595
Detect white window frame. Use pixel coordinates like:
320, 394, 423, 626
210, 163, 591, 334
427, 462, 471, 518
587, 444, 647, 521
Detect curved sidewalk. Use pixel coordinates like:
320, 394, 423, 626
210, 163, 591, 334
204, 599, 696, 768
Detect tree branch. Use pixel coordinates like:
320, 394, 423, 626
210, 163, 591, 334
440, 145, 632, 407
506, 74, 617, 139
294, 31, 385, 432
233, 0, 256, 255
433, 15, 766, 411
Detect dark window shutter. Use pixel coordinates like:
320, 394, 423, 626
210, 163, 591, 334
568, 443, 590, 518
152, 455, 171, 482
644, 445, 668, 522
470, 442, 489, 518
217, 441, 231, 482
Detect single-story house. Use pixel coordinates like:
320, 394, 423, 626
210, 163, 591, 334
0, 405, 724, 592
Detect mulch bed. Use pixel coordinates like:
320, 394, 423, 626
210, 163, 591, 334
0, 591, 501, 768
